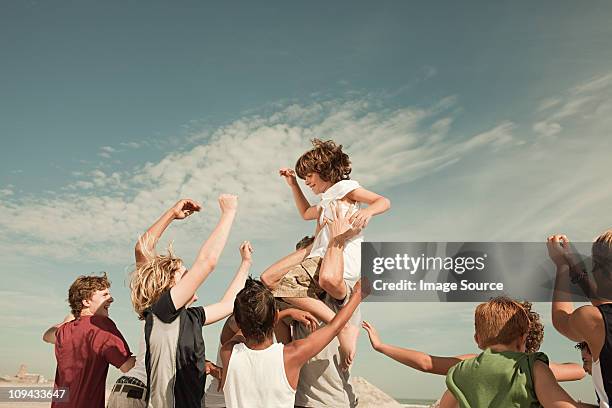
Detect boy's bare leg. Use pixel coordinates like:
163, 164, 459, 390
260, 244, 312, 290
285, 296, 358, 371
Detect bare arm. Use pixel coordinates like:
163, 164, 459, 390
549, 235, 584, 342
279, 168, 319, 220
346, 187, 391, 229
283, 279, 366, 386
203, 241, 252, 325
549, 362, 586, 382
533, 361, 595, 408
119, 356, 136, 373
42, 313, 75, 344
439, 390, 459, 408
362, 320, 472, 374
135, 199, 201, 268
170, 194, 238, 310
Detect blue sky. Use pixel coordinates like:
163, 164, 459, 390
1, 0, 612, 402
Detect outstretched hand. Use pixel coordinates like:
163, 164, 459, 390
362, 320, 383, 351
171, 199, 202, 220
279, 168, 298, 187
239, 241, 253, 262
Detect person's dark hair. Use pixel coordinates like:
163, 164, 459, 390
295, 236, 315, 250
295, 139, 351, 183
575, 342, 591, 353
68, 273, 111, 317
234, 277, 277, 343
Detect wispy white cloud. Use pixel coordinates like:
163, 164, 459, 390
0, 96, 514, 263
533, 72, 612, 138
533, 121, 562, 137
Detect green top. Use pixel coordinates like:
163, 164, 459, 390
446, 349, 549, 408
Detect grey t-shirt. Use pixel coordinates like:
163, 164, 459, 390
293, 283, 358, 408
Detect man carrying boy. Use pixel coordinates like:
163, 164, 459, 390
440, 297, 593, 407
219, 211, 367, 408
43, 273, 135, 408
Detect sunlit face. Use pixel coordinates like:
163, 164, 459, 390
173, 265, 198, 307
84, 288, 113, 317
304, 172, 333, 195
581, 349, 592, 375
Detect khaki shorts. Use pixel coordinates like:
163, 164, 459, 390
271, 256, 325, 299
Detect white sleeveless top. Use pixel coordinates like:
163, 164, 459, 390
223, 342, 295, 408
593, 359, 610, 407
307, 179, 363, 283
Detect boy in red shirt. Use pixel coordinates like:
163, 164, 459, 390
43, 273, 135, 408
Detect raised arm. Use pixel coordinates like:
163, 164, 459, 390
346, 187, 391, 229
170, 194, 237, 310
548, 235, 606, 348
549, 235, 584, 342
283, 279, 366, 385
135, 199, 201, 268
203, 241, 252, 325
42, 313, 75, 344
279, 168, 319, 220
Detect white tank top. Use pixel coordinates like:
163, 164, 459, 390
593, 359, 610, 407
223, 342, 296, 408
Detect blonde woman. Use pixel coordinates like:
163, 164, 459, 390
131, 196, 249, 408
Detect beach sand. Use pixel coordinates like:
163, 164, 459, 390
0, 379, 433, 407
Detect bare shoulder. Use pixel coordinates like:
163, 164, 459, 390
572, 305, 603, 326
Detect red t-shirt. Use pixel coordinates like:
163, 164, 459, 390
52, 315, 131, 408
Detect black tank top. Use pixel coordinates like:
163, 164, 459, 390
596, 303, 612, 406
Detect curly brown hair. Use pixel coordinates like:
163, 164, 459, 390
68, 273, 111, 317
295, 139, 351, 183
521, 301, 544, 353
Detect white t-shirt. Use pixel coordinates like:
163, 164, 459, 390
125, 329, 147, 384
307, 179, 363, 283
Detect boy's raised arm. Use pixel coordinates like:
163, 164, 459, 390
279, 168, 319, 220
171, 194, 237, 310
135, 199, 201, 268
203, 241, 252, 325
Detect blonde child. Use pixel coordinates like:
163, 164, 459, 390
130, 196, 250, 408
261, 139, 390, 369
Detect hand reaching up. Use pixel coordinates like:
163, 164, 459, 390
218, 194, 238, 214
279, 168, 298, 187
239, 241, 253, 263
171, 199, 202, 220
